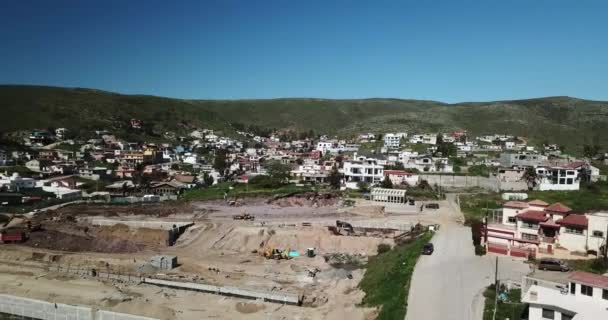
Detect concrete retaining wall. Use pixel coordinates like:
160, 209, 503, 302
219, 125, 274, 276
143, 278, 301, 305
0, 294, 156, 320
84, 218, 193, 230
418, 174, 499, 191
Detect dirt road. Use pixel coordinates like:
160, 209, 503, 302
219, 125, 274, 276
405, 194, 528, 320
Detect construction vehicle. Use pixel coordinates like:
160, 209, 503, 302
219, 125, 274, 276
233, 213, 255, 221
335, 220, 354, 235
260, 246, 293, 260
0, 231, 26, 243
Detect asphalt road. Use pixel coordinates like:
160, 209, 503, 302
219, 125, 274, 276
405, 195, 529, 320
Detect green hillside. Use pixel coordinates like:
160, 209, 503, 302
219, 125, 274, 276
1, 85, 607, 153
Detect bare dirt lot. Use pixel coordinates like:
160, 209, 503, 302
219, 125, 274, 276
0, 194, 440, 319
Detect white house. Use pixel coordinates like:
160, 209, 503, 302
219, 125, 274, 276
383, 134, 401, 149
522, 271, 608, 320
342, 156, 384, 189
0, 173, 36, 191
384, 170, 419, 186
409, 134, 437, 145
402, 155, 453, 173
536, 166, 580, 191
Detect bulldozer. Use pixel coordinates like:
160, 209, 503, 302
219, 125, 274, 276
233, 212, 255, 221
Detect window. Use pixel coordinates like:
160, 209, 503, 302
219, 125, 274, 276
570, 283, 576, 294
522, 233, 538, 241
523, 222, 538, 229
565, 227, 583, 235
592, 230, 604, 238
581, 284, 593, 296
508, 217, 516, 223
566, 178, 573, 184
542, 308, 554, 319
603, 289, 608, 300
559, 178, 565, 184
562, 314, 574, 320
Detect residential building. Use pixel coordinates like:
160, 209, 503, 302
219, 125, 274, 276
536, 166, 580, 191
151, 181, 186, 195
409, 134, 437, 145
0, 173, 36, 191
522, 271, 608, 320
485, 200, 608, 258
384, 170, 419, 186
500, 152, 547, 167
342, 156, 384, 189
290, 159, 334, 183
383, 133, 401, 149
402, 155, 453, 173
496, 167, 528, 191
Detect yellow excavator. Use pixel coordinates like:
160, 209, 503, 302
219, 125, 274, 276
260, 246, 292, 260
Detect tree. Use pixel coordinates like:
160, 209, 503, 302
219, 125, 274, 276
203, 172, 214, 187
521, 167, 539, 190
583, 144, 601, 159
357, 181, 370, 192
265, 160, 291, 182
328, 166, 342, 189
380, 176, 393, 189
213, 149, 228, 175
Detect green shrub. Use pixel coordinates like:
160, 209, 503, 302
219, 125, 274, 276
377, 243, 391, 254
475, 245, 487, 256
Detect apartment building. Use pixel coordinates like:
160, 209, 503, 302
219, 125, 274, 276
536, 166, 580, 191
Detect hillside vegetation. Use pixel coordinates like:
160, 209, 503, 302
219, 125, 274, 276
1, 85, 607, 152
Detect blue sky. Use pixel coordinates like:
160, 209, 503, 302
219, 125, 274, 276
0, 0, 607, 102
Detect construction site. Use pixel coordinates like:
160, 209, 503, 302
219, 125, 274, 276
0, 193, 441, 320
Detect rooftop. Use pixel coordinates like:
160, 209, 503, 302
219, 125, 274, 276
557, 214, 588, 228
568, 271, 608, 290
546, 202, 573, 214
504, 201, 529, 209
516, 210, 548, 222
528, 199, 549, 207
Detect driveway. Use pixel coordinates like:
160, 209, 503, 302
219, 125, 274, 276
405, 194, 529, 320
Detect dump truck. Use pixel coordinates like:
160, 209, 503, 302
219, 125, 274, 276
233, 213, 255, 221
0, 231, 26, 243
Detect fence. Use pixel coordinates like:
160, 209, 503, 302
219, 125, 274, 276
0, 294, 157, 320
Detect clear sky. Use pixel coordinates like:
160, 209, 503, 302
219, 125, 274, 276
0, 0, 607, 102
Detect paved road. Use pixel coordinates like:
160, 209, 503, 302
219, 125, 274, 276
406, 194, 529, 320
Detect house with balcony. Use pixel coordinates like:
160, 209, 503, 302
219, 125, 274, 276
521, 271, 608, 320
485, 200, 608, 258
383, 133, 402, 149
342, 156, 384, 189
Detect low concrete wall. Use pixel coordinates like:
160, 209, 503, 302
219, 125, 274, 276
143, 278, 301, 305
0, 294, 156, 320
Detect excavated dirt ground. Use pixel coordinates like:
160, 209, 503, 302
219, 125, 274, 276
0, 196, 438, 319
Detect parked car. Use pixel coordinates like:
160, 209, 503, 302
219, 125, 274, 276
422, 243, 434, 255
538, 258, 570, 272
408, 199, 415, 205
425, 203, 439, 209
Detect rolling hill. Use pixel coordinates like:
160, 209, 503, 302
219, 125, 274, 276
1, 85, 607, 153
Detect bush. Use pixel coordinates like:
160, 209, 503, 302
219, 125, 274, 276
377, 243, 392, 254
475, 245, 487, 256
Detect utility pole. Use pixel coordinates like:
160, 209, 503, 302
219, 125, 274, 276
493, 256, 499, 320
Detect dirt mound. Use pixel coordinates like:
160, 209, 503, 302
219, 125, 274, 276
25, 229, 145, 253
95, 224, 168, 247
269, 192, 339, 207
235, 302, 266, 314
52, 202, 193, 218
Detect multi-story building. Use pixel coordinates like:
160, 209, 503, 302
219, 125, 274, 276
342, 156, 384, 189
383, 133, 402, 149
536, 166, 580, 191
500, 152, 547, 167
409, 133, 437, 145
522, 271, 608, 320
485, 200, 608, 258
